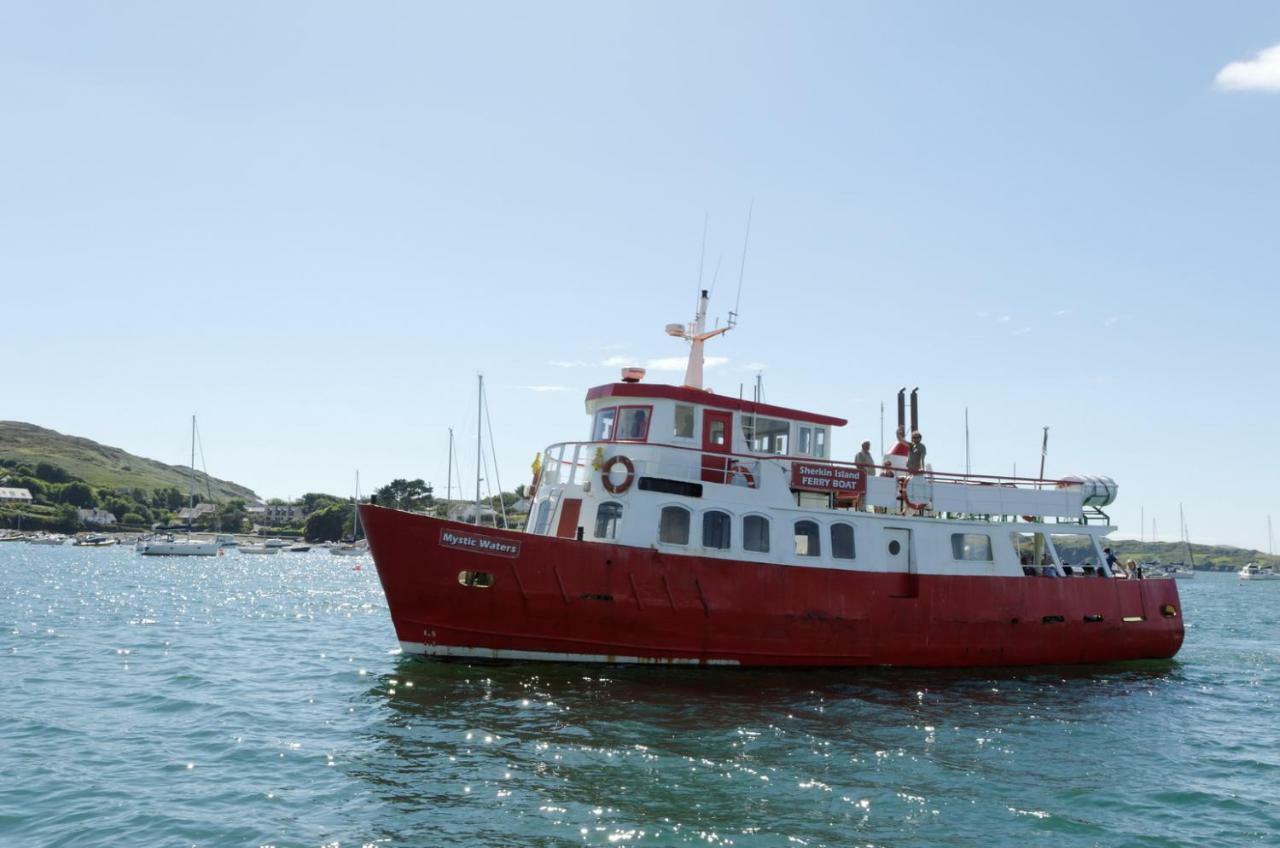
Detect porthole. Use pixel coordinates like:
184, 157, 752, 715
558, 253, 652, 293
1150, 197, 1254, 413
458, 570, 494, 588
888, 540, 901, 556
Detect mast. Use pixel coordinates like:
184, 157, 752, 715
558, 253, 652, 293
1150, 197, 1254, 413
188, 414, 196, 536
447, 428, 454, 504
353, 470, 360, 540
475, 374, 483, 525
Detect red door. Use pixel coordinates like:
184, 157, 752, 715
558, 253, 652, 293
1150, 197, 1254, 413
700, 410, 732, 484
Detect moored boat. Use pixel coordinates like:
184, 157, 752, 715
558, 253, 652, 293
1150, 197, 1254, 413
1238, 562, 1279, 581
237, 543, 280, 555
360, 290, 1184, 667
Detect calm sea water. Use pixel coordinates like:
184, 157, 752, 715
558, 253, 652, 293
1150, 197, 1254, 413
1, 544, 1277, 848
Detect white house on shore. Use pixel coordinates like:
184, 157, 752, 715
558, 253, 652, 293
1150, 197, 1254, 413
0, 487, 33, 504
77, 508, 117, 526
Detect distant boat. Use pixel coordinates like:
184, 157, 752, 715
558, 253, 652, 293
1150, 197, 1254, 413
264, 538, 289, 548
137, 416, 219, 557
331, 471, 366, 556
286, 544, 312, 553
74, 534, 117, 547
237, 543, 280, 555
1239, 562, 1279, 581
28, 534, 69, 546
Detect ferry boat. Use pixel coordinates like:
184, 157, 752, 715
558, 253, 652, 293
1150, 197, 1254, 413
360, 291, 1184, 667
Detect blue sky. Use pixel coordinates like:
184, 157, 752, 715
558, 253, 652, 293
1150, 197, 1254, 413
3, 3, 1279, 547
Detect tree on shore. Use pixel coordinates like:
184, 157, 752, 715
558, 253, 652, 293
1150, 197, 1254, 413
304, 503, 348, 542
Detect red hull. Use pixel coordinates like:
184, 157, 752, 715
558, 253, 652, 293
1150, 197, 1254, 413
361, 506, 1184, 668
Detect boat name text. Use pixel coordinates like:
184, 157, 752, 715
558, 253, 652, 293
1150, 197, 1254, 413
440, 529, 522, 558
790, 461, 865, 493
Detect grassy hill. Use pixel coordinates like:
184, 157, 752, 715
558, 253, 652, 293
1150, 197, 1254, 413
1106, 539, 1280, 572
0, 421, 258, 503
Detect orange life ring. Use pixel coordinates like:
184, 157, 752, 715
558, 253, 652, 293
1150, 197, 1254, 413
601, 455, 635, 494
728, 462, 756, 488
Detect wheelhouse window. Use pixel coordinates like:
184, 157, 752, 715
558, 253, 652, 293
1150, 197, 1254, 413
743, 515, 770, 553
951, 533, 993, 562
742, 415, 790, 454
532, 498, 553, 535
659, 506, 690, 545
594, 502, 623, 540
831, 523, 855, 560
673, 404, 695, 439
617, 406, 651, 441
1049, 533, 1102, 571
702, 510, 731, 549
592, 407, 617, 441
794, 520, 821, 557
798, 426, 828, 458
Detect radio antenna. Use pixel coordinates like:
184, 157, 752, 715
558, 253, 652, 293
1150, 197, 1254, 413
730, 199, 753, 327
696, 213, 708, 295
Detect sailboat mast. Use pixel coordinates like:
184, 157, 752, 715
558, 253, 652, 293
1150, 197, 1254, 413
188, 414, 196, 537
353, 470, 360, 539
475, 374, 483, 525
447, 428, 454, 504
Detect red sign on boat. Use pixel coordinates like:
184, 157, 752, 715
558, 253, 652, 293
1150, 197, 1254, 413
790, 461, 865, 493
439, 528, 522, 558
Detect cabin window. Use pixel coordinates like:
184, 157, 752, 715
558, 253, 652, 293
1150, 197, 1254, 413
1049, 533, 1102, 571
702, 510, 731, 549
532, 498, 554, 535
709, 419, 726, 447
794, 520, 821, 557
951, 533, 993, 562
743, 415, 790, 454
659, 506, 691, 545
594, 502, 623, 540
831, 523, 855, 560
743, 515, 770, 552
797, 426, 826, 458
592, 407, 617, 441
674, 404, 695, 439
616, 406, 652, 441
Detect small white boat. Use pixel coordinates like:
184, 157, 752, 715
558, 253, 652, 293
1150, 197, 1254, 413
287, 544, 312, 552
215, 534, 239, 548
28, 534, 69, 546
264, 538, 289, 548
1239, 563, 1280, 581
74, 534, 118, 547
139, 538, 219, 556
237, 544, 280, 555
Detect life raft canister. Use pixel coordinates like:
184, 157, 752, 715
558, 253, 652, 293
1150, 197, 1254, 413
601, 455, 636, 494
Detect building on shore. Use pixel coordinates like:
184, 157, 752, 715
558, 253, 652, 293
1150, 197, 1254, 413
77, 508, 118, 527
0, 487, 33, 504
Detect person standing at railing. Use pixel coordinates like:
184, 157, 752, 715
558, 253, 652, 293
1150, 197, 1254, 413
907, 431, 927, 474
853, 440, 876, 510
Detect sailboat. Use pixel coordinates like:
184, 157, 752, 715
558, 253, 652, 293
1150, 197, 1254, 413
331, 471, 367, 556
138, 416, 219, 557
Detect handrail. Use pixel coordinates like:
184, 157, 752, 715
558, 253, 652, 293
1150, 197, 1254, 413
539, 439, 1070, 490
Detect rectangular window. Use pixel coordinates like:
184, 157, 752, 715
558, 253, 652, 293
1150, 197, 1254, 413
702, 510, 731, 549
794, 520, 821, 557
743, 515, 770, 553
813, 428, 827, 459
742, 415, 790, 454
592, 408, 616, 441
831, 523, 855, 559
638, 477, 703, 498
1049, 534, 1102, 570
674, 405, 695, 439
616, 406, 651, 441
594, 502, 623, 540
951, 533, 993, 561
659, 506, 690, 545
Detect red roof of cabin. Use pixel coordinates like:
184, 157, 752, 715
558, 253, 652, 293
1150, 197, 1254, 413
585, 383, 847, 427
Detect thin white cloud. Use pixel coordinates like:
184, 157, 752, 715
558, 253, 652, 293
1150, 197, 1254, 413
1012, 327, 1032, 336
741, 362, 769, 371
1054, 309, 1072, 318
519, 385, 569, 392
601, 355, 631, 367
646, 355, 728, 372
1215, 43, 1280, 92
997, 315, 1011, 324
1103, 316, 1119, 327
550, 359, 590, 368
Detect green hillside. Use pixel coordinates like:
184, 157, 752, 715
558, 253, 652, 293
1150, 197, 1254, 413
1106, 539, 1280, 572
0, 421, 258, 503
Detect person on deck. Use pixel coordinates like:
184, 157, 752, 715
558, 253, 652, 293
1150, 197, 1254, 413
907, 431, 926, 473
1103, 547, 1121, 576
853, 440, 875, 510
